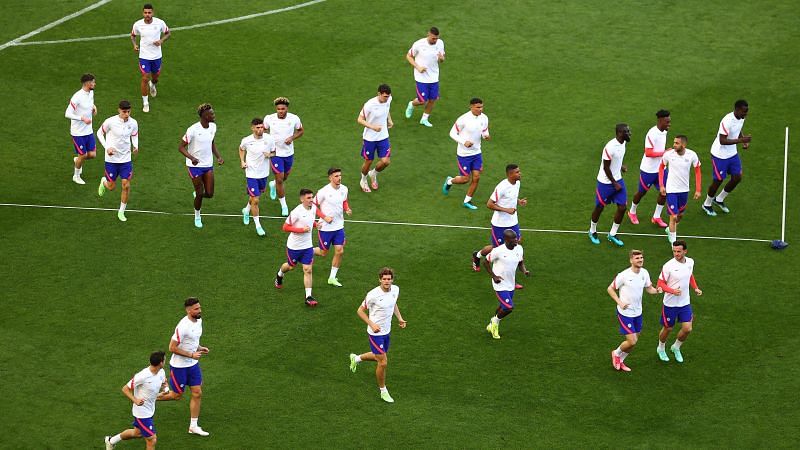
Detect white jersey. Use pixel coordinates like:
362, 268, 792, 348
612, 267, 652, 317
659, 257, 696, 307
362, 285, 400, 336
662, 149, 701, 193
169, 316, 202, 368
315, 184, 349, 232
360, 96, 392, 141
710, 111, 745, 159
128, 366, 165, 418
597, 138, 626, 184
182, 122, 216, 168
490, 179, 520, 227
409, 37, 445, 83
240, 134, 275, 179
65, 89, 95, 136
131, 18, 169, 60
639, 125, 668, 173
487, 244, 524, 292
98, 115, 139, 163
285, 203, 317, 250
263, 112, 302, 158
450, 111, 490, 157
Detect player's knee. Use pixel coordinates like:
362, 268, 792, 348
146, 435, 157, 447
684, 324, 693, 333
472, 172, 481, 181
377, 356, 388, 367
628, 335, 638, 346
335, 246, 344, 256
382, 157, 391, 166
191, 387, 202, 398
302, 265, 313, 275
87, 151, 96, 159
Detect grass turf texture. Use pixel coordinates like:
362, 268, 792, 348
1, 0, 798, 447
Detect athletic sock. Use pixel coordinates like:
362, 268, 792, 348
422, 113, 430, 120
703, 195, 713, 207
614, 346, 623, 356
119, 202, 126, 213
194, 209, 201, 219
277, 269, 284, 277
491, 315, 500, 325
305, 288, 312, 297
654, 204, 664, 218
673, 340, 683, 349
330, 267, 339, 279
253, 216, 261, 227
368, 169, 377, 178
619, 351, 629, 361
142, 95, 148, 105
464, 195, 472, 203
190, 418, 198, 428
657, 341, 666, 352
279, 197, 287, 209
354, 355, 362, 363
446, 177, 453, 185
669, 231, 676, 242
629, 202, 638, 214
610, 222, 620, 236
361, 173, 368, 183
590, 221, 598, 233
110, 434, 123, 445
715, 190, 729, 202
244, 203, 251, 213
74, 166, 81, 177
379, 386, 388, 393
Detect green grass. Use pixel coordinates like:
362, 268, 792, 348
1, 0, 798, 448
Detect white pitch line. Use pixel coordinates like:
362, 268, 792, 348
0, 0, 113, 51
6, 0, 327, 48
0, 202, 773, 243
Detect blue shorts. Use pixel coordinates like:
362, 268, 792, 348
104, 161, 133, 181
247, 177, 268, 197
361, 138, 391, 160
317, 228, 346, 251
415, 81, 440, 102
271, 155, 294, 175
187, 166, 213, 178
490, 224, 521, 247
666, 192, 689, 216
368, 333, 390, 354
617, 312, 643, 335
494, 290, 515, 311
660, 304, 693, 327
638, 169, 667, 193
138, 58, 162, 74
71, 134, 96, 155
286, 247, 313, 266
168, 364, 202, 394
711, 154, 742, 181
457, 154, 483, 175
595, 179, 627, 207
132, 416, 156, 438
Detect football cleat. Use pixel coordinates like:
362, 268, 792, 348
280, 205, 289, 217
651, 217, 668, 228
471, 252, 481, 271
463, 202, 478, 210
657, 348, 670, 362
143, 103, 150, 113
148, 81, 157, 97
242, 207, 250, 225
327, 278, 342, 287
701, 205, 717, 216
442, 176, 453, 195
305, 296, 318, 307
588, 232, 600, 245
360, 179, 371, 193
117, 211, 127, 222
380, 390, 395, 403
713, 199, 730, 213
627, 211, 639, 225
188, 426, 209, 436
349, 353, 358, 373
98, 177, 106, 196
611, 350, 621, 370
619, 361, 632, 372
274, 273, 283, 289
104, 436, 115, 450
419, 118, 433, 128
404, 101, 414, 119
269, 180, 277, 200
256, 226, 265, 236
72, 175, 86, 185
194, 217, 203, 228
670, 345, 684, 363
607, 234, 624, 247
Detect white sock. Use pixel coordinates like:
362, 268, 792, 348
119, 202, 126, 213
715, 190, 729, 202
305, 288, 312, 297
703, 195, 713, 207
610, 222, 620, 236
614, 346, 623, 356
279, 197, 287, 208
277, 269, 284, 277
654, 204, 664, 218
673, 340, 683, 349
619, 351, 629, 361
491, 315, 500, 324
361, 173, 368, 182
354, 355, 362, 363
110, 434, 123, 444
379, 386, 388, 393
244, 203, 251, 213
254, 216, 261, 227
368, 169, 377, 178
464, 195, 472, 203
190, 418, 198, 428
422, 113, 430, 120
669, 231, 676, 242
194, 209, 201, 220
589, 221, 598, 233
74, 166, 81, 177
330, 266, 339, 279
446, 177, 453, 185
657, 341, 666, 351
142, 95, 148, 105
630, 202, 638, 213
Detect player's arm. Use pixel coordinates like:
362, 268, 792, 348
130, 27, 139, 51
482, 122, 490, 140
282, 215, 309, 233
211, 139, 224, 165
357, 109, 378, 131
238, 146, 247, 169
517, 260, 531, 277
656, 273, 681, 295
658, 161, 667, 196
387, 110, 393, 129
314, 198, 333, 223
487, 197, 515, 215
606, 281, 628, 309
689, 274, 702, 296
693, 163, 702, 199
64, 99, 90, 123
483, 254, 502, 283
122, 380, 144, 405
357, 301, 380, 333
155, 28, 170, 45
343, 198, 352, 215
406, 49, 425, 72
168, 337, 200, 360
96, 122, 110, 153
449, 121, 468, 146
130, 125, 139, 154
602, 159, 621, 190
288, 123, 304, 144
393, 303, 407, 328
178, 136, 198, 165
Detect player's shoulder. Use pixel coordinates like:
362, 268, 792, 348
240, 134, 254, 145
391, 285, 400, 295
264, 113, 277, 122
287, 112, 301, 120
155, 17, 168, 26
132, 18, 145, 27
128, 117, 139, 127
640, 267, 651, 277
208, 122, 217, 132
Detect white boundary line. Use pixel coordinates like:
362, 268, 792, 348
3, 0, 327, 49
0, 202, 772, 243
0, 0, 113, 51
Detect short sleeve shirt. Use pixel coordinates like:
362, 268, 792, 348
264, 113, 302, 158
169, 316, 202, 368
131, 18, 169, 60
361, 96, 392, 142
487, 244, 524, 292
362, 285, 400, 336
597, 138, 626, 184
409, 37, 445, 83
315, 184, 349, 232
100, 116, 139, 163
490, 179, 520, 227
710, 112, 745, 159
182, 122, 216, 168
285, 204, 317, 250
662, 149, 700, 193
612, 267, 652, 317
241, 134, 275, 179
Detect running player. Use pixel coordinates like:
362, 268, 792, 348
442, 97, 490, 209
264, 97, 304, 216
274, 188, 321, 306
659, 135, 702, 244
314, 168, 352, 287
131, 3, 170, 113
483, 229, 530, 339
404, 27, 445, 127
702, 99, 751, 215
65, 73, 97, 185
178, 103, 223, 229
628, 109, 670, 228
656, 240, 703, 363
589, 123, 631, 247
239, 117, 276, 236
97, 100, 139, 222
358, 84, 393, 192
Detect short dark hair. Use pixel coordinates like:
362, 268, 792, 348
299, 188, 314, 197
119, 100, 132, 110
184, 297, 199, 308
80, 73, 95, 84
673, 240, 687, 250
143, 3, 153, 10
470, 97, 483, 105
327, 167, 341, 176
251, 117, 263, 126
616, 123, 629, 133
656, 109, 670, 118
676, 134, 688, 144
379, 267, 395, 279
429, 27, 440, 35
273, 97, 290, 107
197, 103, 213, 117
149, 351, 165, 366
734, 99, 748, 110
505, 164, 519, 173
378, 84, 391, 95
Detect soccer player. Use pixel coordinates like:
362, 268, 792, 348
404, 27, 445, 127
275, 188, 321, 306
159, 297, 210, 436
442, 98, 491, 209
483, 229, 530, 339
348, 267, 407, 403
97, 100, 139, 222
314, 168, 352, 287
65, 73, 97, 185
239, 117, 276, 236
628, 110, 670, 228
178, 103, 223, 229
659, 135, 702, 244
607, 250, 660, 372
702, 99, 751, 216
131, 4, 170, 113
264, 97, 304, 216
589, 123, 631, 247
656, 240, 703, 363
104, 351, 166, 450
358, 84, 393, 193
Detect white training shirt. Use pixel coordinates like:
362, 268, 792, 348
597, 138, 627, 184
490, 179, 521, 227
659, 257, 696, 307
662, 149, 701, 193
487, 244, 524, 292
315, 183, 348, 232
97, 115, 139, 163
131, 18, 169, 60
612, 267, 652, 317
450, 111, 490, 157
182, 122, 216, 168
264, 112, 302, 158
409, 37, 445, 83
65, 89, 95, 136
169, 316, 202, 368
362, 285, 400, 336
639, 125, 668, 173
240, 134, 275, 179
360, 96, 392, 142
128, 366, 166, 419
285, 203, 317, 250
710, 111, 745, 159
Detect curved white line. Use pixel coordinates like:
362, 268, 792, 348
0, 0, 113, 51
